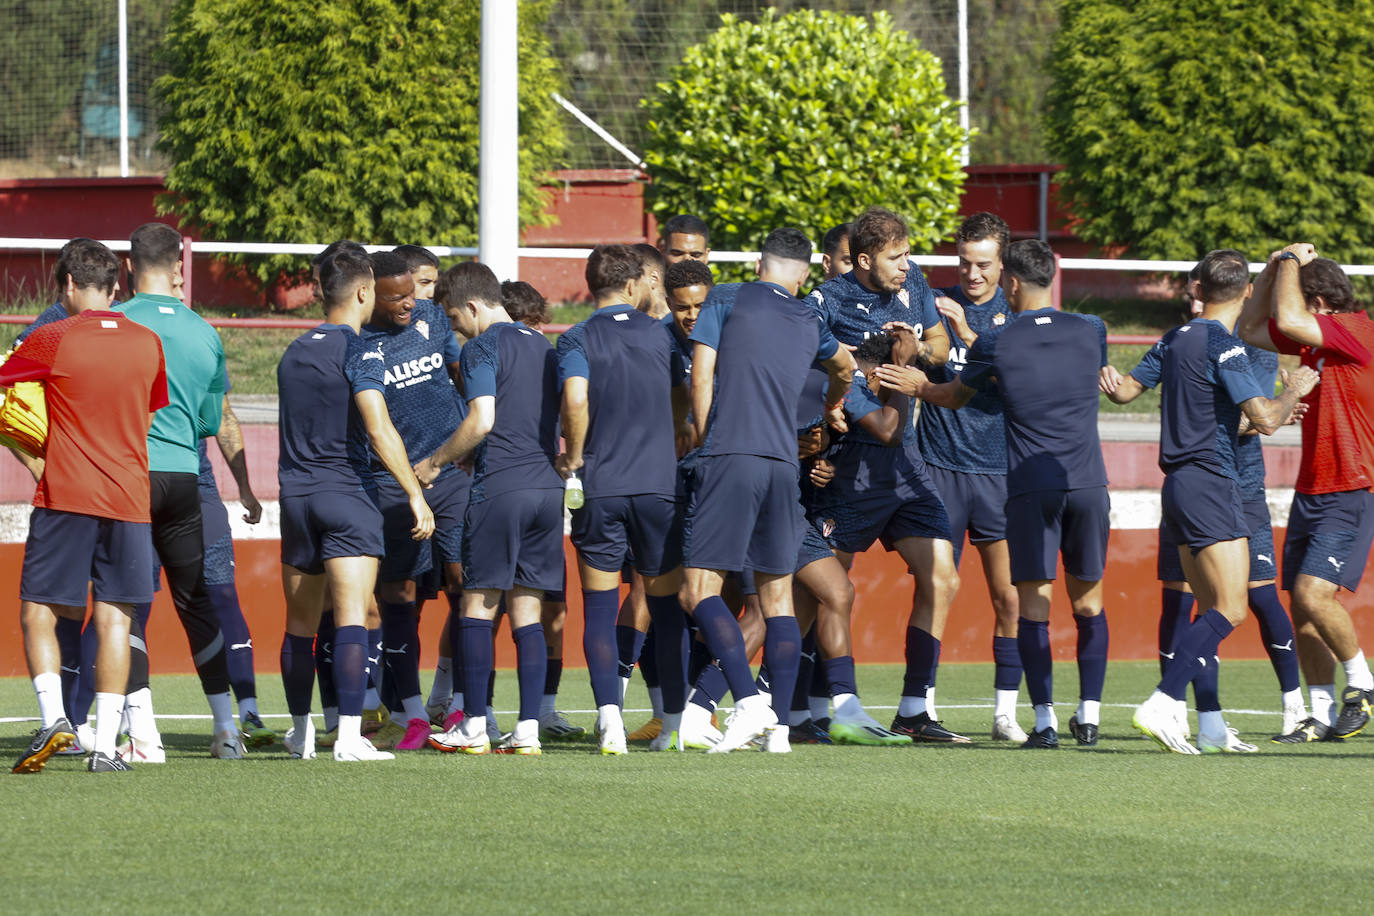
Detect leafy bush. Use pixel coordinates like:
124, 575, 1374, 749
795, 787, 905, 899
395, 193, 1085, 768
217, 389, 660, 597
156, 0, 565, 282
1046, 0, 1374, 261
641, 9, 967, 274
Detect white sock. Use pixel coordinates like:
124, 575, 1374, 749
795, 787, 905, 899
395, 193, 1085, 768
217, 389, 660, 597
789, 709, 810, 726
1310, 684, 1336, 725
597, 703, 623, 734
832, 692, 863, 721
994, 688, 1019, 720
1342, 650, 1374, 691
292, 714, 310, 737
363, 686, 381, 710
897, 695, 927, 717
401, 694, 427, 724
1198, 709, 1226, 737
1281, 688, 1305, 711
1076, 699, 1101, 726
809, 696, 830, 721
124, 687, 159, 740
338, 714, 362, 744
619, 676, 631, 705
322, 706, 339, 732
463, 714, 487, 739
427, 657, 453, 705
1033, 703, 1057, 731
206, 691, 235, 733
32, 671, 64, 728
926, 687, 938, 720
539, 694, 557, 718
94, 692, 125, 757
447, 693, 465, 718
661, 710, 683, 738
238, 696, 259, 721
648, 686, 664, 718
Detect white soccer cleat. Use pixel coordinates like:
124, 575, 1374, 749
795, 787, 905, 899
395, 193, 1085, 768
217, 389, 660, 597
1174, 699, 1191, 739
760, 725, 791, 754
494, 719, 542, 756
210, 729, 246, 759
1197, 726, 1258, 754
679, 704, 723, 749
283, 719, 317, 760
1281, 699, 1308, 736
117, 734, 166, 764
596, 711, 627, 756
708, 698, 778, 754
991, 714, 1029, 743
333, 735, 395, 762
427, 718, 491, 755
1133, 696, 1200, 755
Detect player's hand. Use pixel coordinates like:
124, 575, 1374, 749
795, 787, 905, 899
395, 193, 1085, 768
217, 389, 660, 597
934, 297, 971, 340
1282, 243, 1318, 266
1283, 366, 1320, 398
409, 495, 435, 540
413, 456, 440, 487
809, 458, 836, 488
1286, 400, 1309, 425
26, 456, 43, 484
240, 490, 263, 524
555, 452, 584, 479
825, 403, 848, 434
797, 426, 825, 460
675, 421, 695, 458
872, 364, 926, 397
883, 321, 925, 366
1099, 364, 1124, 394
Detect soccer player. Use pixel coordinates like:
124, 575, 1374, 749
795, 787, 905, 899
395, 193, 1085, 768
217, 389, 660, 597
113, 222, 241, 758
8, 238, 167, 774
420, 262, 563, 756
557, 243, 692, 753
915, 212, 1028, 741
277, 249, 434, 762
681, 227, 855, 754
393, 244, 440, 301
1237, 245, 1374, 743
664, 259, 712, 374
358, 251, 465, 752
659, 214, 711, 265
633, 243, 670, 319
820, 223, 851, 280
1128, 248, 1315, 754
882, 240, 1111, 748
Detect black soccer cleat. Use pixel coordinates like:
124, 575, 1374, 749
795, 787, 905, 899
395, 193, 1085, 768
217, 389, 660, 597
1271, 717, 1341, 744
1332, 687, 1373, 739
12, 717, 76, 774
788, 719, 833, 745
86, 751, 132, 773
1020, 726, 1059, 749
890, 712, 971, 744
1068, 715, 1099, 747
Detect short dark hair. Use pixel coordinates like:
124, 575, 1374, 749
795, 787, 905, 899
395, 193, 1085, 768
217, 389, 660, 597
855, 332, 895, 366
55, 238, 119, 294
848, 207, 909, 260
955, 212, 1011, 258
368, 251, 410, 281
633, 242, 665, 275
128, 222, 182, 274
501, 280, 550, 327
318, 250, 373, 307
662, 214, 710, 243
760, 227, 812, 263
1197, 248, 1250, 302
312, 239, 367, 268
436, 261, 502, 311
392, 244, 439, 271
821, 223, 850, 256
665, 259, 714, 292
585, 244, 645, 299
1002, 239, 1057, 289
1300, 258, 1358, 313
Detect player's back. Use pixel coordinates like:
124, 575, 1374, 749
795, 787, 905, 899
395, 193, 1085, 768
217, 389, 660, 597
463, 321, 561, 498
1158, 318, 1252, 478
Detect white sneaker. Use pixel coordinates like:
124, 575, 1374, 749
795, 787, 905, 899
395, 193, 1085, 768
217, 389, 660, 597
679, 704, 723, 749
1198, 725, 1258, 754
708, 697, 778, 754
283, 719, 317, 759
991, 714, 1029, 742
428, 718, 490, 755
596, 710, 627, 756
210, 729, 245, 759
1281, 699, 1307, 736
1174, 699, 1191, 739
1133, 695, 1200, 755
333, 735, 395, 761
540, 709, 587, 741
494, 719, 542, 756
117, 734, 166, 764
760, 725, 791, 754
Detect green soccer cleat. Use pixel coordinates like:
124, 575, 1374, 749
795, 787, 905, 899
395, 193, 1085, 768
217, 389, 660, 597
239, 711, 276, 748
829, 717, 913, 747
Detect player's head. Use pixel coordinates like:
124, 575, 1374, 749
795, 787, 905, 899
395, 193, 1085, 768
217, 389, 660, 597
633, 243, 669, 317
757, 227, 813, 296
393, 244, 440, 300
854, 331, 896, 373
849, 207, 911, 294
501, 280, 551, 328
318, 249, 375, 315
665, 259, 713, 340
659, 214, 711, 264
586, 244, 650, 309
821, 223, 852, 280
55, 237, 120, 312
1001, 239, 1056, 309
1196, 248, 1251, 305
312, 239, 367, 299
436, 261, 504, 338
128, 221, 184, 297
1182, 261, 1205, 319
1299, 258, 1359, 314
368, 251, 416, 328
955, 212, 1009, 304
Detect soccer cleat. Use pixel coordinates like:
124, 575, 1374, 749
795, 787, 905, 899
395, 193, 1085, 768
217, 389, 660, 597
369, 720, 407, 750
86, 750, 132, 773
597, 714, 627, 756
283, 720, 317, 759
760, 725, 791, 754
210, 729, 246, 759
1271, 717, 1341, 744
991, 714, 1029, 743
442, 709, 465, 732
1281, 699, 1307, 736
1332, 686, 1373, 739
627, 717, 662, 742
426, 698, 451, 728
829, 714, 912, 747
239, 711, 276, 748
12, 717, 76, 774
1198, 726, 1258, 754
708, 700, 778, 754
428, 721, 490, 755
361, 706, 389, 737
316, 727, 338, 749
333, 736, 395, 762
679, 705, 723, 749
1174, 699, 1192, 739
117, 735, 166, 764
648, 729, 683, 752
890, 712, 971, 744
494, 721, 542, 756
1068, 716, 1099, 747
789, 719, 834, 745
394, 718, 434, 751
539, 710, 586, 741
1133, 698, 1200, 755
1020, 727, 1059, 749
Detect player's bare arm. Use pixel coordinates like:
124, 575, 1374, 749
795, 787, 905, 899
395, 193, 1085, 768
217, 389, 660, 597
1238, 364, 1319, 435
1101, 366, 1147, 404
418, 394, 494, 486
934, 296, 977, 346
557, 375, 589, 477
690, 342, 717, 443
1272, 243, 1324, 348
671, 382, 693, 456
355, 388, 434, 540
215, 397, 261, 523
872, 364, 975, 410
821, 347, 855, 434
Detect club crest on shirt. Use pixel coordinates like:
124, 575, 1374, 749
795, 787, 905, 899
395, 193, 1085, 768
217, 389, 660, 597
821, 518, 835, 538
897, 288, 910, 308
415, 319, 430, 340
992, 312, 1005, 326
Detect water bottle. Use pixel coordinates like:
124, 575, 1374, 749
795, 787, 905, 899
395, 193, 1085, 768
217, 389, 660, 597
564, 471, 585, 509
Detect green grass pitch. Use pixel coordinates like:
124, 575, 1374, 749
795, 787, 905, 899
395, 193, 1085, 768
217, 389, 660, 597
3, 661, 1369, 914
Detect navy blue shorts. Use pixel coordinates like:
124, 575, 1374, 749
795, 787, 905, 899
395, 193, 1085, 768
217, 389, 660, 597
571, 493, 682, 576
462, 488, 564, 592
1283, 489, 1374, 592
1244, 498, 1277, 582
1161, 466, 1248, 553
811, 471, 952, 555
794, 520, 835, 573
1006, 486, 1109, 583
20, 508, 156, 606
377, 470, 468, 583
198, 487, 236, 586
927, 464, 1007, 567
280, 490, 384, 575
685, 454, 803, 576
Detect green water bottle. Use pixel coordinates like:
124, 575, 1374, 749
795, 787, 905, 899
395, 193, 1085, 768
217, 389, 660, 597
564, 471, 585, 509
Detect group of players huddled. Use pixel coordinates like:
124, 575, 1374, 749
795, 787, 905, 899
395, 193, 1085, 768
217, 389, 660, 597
11, 206, 1374, 771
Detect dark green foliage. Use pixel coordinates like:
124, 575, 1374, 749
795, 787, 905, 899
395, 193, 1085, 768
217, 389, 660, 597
156, 0, 566, 281
641, 9, 966, 273
1046, 0, 1374, 261
967, 0, 1059, 164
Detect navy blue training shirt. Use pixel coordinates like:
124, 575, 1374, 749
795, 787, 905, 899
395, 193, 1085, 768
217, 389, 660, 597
961, 307, 1110, 496
806, 262, 940, 347
661, 313, 694, 379
557, 303, 684, 499
690, 280, 839, 467
16, 301, 68, 345
460, 321, 562, 502
823, 371, 930, 500
277, 324, 385, 497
